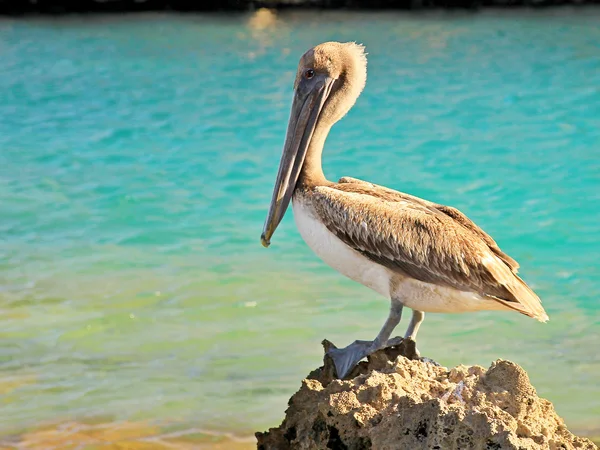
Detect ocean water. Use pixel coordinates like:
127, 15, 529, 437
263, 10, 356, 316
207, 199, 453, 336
0, 8, 599, 446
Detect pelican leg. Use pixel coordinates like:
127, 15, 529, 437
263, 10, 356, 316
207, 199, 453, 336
404, 310, 425, 357
328, 301, 403, 379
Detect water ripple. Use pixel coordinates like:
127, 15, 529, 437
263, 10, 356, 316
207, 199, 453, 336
1, 9, 599, 441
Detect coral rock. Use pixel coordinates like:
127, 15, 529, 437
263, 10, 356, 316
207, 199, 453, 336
256, 340, 597, 450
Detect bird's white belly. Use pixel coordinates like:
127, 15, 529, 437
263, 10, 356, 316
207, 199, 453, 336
292, 199, 393, 298
292, 197, 511, 314
394, 278, 510, 313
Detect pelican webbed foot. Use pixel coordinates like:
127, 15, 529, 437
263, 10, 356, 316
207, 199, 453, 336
323, 305, 437, 379
326, 339, 375, 379
323, 337, 439, 379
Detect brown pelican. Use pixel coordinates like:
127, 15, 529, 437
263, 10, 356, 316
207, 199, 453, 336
261, 41, 549, 379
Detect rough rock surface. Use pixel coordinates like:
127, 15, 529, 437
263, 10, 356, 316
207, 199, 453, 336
256, 339, 597, 450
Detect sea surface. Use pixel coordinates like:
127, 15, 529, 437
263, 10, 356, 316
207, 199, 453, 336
0, 8, 599, 447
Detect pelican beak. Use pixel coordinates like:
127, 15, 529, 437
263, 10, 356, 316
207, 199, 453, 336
261, 75, 336, 247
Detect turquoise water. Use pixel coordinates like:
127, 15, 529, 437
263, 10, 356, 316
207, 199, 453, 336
1, 9, 599, 443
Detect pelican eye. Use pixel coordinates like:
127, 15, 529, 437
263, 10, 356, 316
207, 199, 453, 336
304, 68, 315, 79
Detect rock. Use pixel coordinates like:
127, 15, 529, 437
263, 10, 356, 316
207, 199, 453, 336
256, 339, 597, 450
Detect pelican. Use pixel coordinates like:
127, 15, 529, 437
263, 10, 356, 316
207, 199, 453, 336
260, 41, 548, 379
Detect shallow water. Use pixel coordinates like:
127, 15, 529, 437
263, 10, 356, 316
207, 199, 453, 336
0, 9, 599, 444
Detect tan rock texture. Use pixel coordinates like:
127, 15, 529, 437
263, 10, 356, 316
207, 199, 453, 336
256, 341, 597, 450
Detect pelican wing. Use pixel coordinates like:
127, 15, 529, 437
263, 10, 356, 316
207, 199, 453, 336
311, 181, 548, 322
338, 177, 519, 272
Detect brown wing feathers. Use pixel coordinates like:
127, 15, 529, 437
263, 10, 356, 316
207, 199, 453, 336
311, 179, 548, 322
338, 177, 519, 271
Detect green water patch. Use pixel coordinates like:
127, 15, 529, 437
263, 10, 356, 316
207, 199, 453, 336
1, 9, 599, 439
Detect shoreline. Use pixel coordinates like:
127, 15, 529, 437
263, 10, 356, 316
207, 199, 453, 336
2, 0, 600, 15
0, 422, 257, 449
0, 414, 597, 449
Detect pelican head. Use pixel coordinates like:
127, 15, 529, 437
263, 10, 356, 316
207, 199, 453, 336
261, 42, 368, 247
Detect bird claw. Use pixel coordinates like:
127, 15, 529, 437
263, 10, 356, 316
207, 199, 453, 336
326, 340, 373, 379
323, 337, 439, 379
